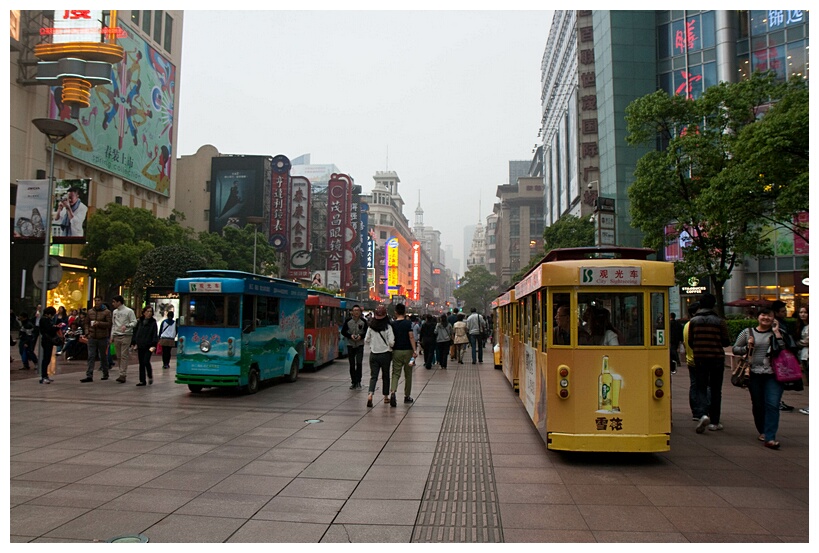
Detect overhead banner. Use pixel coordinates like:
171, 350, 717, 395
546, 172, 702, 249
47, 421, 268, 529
288, 176, 312, 279
14, 178, 90, 243
48, 21, 176, 195
269, 154, 291, 252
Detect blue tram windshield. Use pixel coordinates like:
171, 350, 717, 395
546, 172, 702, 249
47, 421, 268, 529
180, 294, 240, 327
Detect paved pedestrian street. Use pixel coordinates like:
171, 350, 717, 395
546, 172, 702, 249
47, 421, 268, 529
9, 352, 810, 543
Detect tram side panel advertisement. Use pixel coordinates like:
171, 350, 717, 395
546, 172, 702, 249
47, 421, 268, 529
209, 156, 265, 233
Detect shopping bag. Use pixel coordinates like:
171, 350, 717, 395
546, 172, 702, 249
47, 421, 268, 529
156, 343, 163, 355
48, 346, 57, 376
772, 349, 802, 383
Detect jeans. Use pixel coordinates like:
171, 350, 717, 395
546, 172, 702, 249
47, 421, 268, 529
748, 372, 784, 441
347, 344, 364, 385
111, 335, 132, 377
137, 346, 154, 383
693, 358, 724, 424
86, 337, 110, 378
162, 344, 173, 368
436, 341, 450, 369
390, 349, 414, 397
40, 343, 54, 380
421, 339, 436, 368
19, 340, 37, 369
687, 364, 711, 417
368, 351, 392, 396
469, 334, 483, 363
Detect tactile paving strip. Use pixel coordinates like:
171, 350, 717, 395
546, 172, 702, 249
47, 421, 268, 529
411, 365, 502, 542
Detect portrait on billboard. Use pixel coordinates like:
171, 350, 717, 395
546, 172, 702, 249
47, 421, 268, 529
212, 170, 254, 231
47, 22, 176, 196
14, 178, 90, 243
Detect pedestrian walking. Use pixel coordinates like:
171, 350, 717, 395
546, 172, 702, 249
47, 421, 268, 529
732, 307, 796, 449
389, 303, 417, 405
341, 304, 368, 389
452, 313, 469, 364
16, 312, 38, 371
419, 314, 438, 369
682, 302, 706, 420
447, 308, 459, 360
466, 308, 487, 364
772, 300, 796, 412
435, 314, 453, 370
688, 293, 730, 433
364, 305, 394, 408
110, 295, 137, 383
131, 306, 158, 386
81, 296, 112, 383
669, 312, 683, 374
795, 306, 808, 415
158, 310, 177, 370
38, 306, 58, 384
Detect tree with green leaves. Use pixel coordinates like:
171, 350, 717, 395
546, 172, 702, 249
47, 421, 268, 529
83, 205, 194, 299
195, 224, 280, 276
625, 72, 808, 311
453, 265, 499, 314
132, 245, 207, 293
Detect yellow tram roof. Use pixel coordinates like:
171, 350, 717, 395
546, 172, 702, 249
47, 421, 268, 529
515, 258, 675, 298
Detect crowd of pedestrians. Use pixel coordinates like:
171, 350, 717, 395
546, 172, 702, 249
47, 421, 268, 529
12, 296, 177, 388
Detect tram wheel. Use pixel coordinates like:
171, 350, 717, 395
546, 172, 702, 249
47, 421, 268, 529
247, 367, 260, 394
188, 385, 203, 393
286, 359, 299, 383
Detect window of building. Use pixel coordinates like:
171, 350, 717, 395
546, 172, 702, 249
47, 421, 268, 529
142, 10, 151, 35
203, 209, 209, 221
164, 13, 173, 53
153, 10, 163, 43
131, 10, 140, 27
380, 231, 387, 239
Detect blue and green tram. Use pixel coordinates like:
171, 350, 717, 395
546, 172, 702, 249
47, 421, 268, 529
174, 270, 307, 394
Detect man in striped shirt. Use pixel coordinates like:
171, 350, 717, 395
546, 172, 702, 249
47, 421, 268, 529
688, 294, 730, 434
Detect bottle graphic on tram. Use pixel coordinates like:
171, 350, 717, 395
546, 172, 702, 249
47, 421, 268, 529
598, 355, 613, 411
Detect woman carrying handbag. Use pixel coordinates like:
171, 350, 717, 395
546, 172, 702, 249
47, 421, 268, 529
732, 306, 794, 450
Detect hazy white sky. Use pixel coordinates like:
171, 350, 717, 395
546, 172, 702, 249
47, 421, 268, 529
177, 9, 554, 271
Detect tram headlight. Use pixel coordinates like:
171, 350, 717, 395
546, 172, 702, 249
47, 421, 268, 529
654, 389, 664, 398
200, 339, 211, 353
654, 367, 664, 377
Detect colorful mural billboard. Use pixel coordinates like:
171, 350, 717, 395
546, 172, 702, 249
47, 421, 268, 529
48, 22, 176, 195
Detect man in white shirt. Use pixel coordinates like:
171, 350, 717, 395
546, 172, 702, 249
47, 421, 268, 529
466, 308, 487, 364
110, 295, 137, 383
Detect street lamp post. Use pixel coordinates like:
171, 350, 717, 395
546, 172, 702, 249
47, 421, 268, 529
246, 216, 265, 275
31, 118, 77, 365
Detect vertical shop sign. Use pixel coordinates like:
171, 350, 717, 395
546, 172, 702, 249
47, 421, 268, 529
412, 241, 421, 301
269, 154, 291, 252
288, 176, 312, 279
326, 174, 349, 286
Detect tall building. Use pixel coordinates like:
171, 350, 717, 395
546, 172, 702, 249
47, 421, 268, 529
485, 210, 498, 275
494, 177, 545, 287
10, 10, 184, 314
537, 9, 809, 312
466, 220, 486, 271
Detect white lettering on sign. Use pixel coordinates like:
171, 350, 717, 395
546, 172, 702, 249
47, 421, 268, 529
189, 282, 222, 293
580, 267, 641, 286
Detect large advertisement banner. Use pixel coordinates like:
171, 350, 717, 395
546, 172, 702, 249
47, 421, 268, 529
14, 178, 90, 243
211, 169, 256, 232
48, 22, 176, 195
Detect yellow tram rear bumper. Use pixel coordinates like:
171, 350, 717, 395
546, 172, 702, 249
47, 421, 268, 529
547, 432, 670, 453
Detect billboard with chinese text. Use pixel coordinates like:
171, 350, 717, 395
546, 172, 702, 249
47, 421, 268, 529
48, 22, 176, 195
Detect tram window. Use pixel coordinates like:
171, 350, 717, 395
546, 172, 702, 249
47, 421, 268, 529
227, 296, 240, 327
255, 297, 280, 327
306, 306, 316, 328
577, 293, 642, 346
533, 292, 542, 349
242, 295, 255, 332
650, 292, 666, 346
551, 293, 571, 347
523, 297, 532, 346
186, 295, 228, 327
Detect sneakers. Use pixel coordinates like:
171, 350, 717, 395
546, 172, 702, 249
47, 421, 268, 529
692, 416, 700, 421
404, 396, 414, 403
349, 384, 357, 389
798, 407, 809, 415
136, 382, 146, 387
39, 378, 53, 384
779, 401, 795, 411
80, 377, 93, 383
115, 376, 126, 383
707, 423, 723, 431
389, 393, 397, 407
162, 365, 169, 369
696, 415, 710, 434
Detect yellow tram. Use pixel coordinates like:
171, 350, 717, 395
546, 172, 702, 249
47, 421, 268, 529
494, 247, 676, 452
